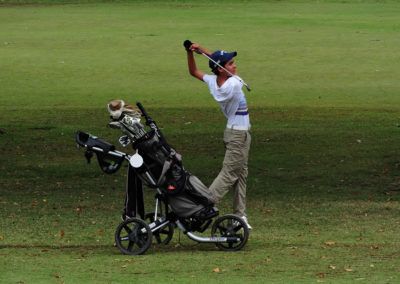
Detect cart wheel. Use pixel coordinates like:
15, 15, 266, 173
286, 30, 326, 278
145, 212, 174, 245
115, 217, 152, 255
211, 214, 249, 251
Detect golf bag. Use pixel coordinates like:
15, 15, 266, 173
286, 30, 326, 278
76, 105, 216, 222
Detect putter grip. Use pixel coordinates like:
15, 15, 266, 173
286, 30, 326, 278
183, 40, 192, 51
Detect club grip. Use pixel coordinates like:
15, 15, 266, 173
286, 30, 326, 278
183, 40, 192, 51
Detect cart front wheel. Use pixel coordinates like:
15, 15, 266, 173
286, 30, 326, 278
115, 217, 152, 255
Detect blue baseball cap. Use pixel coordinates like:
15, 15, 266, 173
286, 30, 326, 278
209, 50, 237, 71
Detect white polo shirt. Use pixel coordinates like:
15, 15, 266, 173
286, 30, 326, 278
203, 74, 250, 129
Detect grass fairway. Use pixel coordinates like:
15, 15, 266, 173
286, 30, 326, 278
1, 1, 400, 283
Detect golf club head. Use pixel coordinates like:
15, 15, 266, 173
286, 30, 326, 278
108, 121, 122, 130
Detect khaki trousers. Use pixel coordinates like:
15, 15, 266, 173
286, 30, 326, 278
210, 128, 251, 216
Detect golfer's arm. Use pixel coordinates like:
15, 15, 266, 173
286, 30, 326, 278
197, 46, 211, 57
187, 51, 205, 81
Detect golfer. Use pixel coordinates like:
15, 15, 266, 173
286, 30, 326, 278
185, 42, 252, 229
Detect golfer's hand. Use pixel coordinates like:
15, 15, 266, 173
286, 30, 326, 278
189, 43, 202, 54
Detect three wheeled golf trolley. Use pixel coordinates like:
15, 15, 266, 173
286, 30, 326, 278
76, 102, 249, 255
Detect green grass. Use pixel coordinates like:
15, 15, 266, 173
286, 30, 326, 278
1, 1, 400, 283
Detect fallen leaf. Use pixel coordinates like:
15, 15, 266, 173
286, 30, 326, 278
317, 281, 326, 283
370, 264, 375, 268
213, 268, 220, 273
41, 249, 48, 252
370, 245, 380, 250
98, 230, 104, 235
55, 274, 61, 278
265, 258, 272, 262
263, 210, 272, 214
76, 207, 83, 212
121, 265, 127, 268
60, 231, 65, 237
328, 265, 336, 269
382, 168, 389, 174
0, 236, 3, 240
316, 273, 325, 278
297, 234, 302, 237
345, 268, 353, 272
56, 182, 62, 186
325, 242, 337, 246
314, 232, 320, 235
30, 202, 38, 207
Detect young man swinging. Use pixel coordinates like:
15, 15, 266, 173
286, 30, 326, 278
185, 42, 252, 229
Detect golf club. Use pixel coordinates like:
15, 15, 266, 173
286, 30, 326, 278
184, 40, 251, 91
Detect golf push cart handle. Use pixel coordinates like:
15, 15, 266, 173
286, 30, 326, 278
136, 102, 153, 125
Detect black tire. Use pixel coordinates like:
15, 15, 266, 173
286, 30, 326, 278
115, 217, 152, 255
145, 212, 174, 245
211, 214, 249, 251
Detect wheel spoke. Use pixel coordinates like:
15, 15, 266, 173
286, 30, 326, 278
127, 241, 134, 251
227, 219, 233, 230
217, 225, 227, 235
136, 237, 144, 248
123, 225, 132, 234
234, 224, 243, 233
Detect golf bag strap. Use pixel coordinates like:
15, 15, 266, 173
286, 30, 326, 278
124, 164, 145, 219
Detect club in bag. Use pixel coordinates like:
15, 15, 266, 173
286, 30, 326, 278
184, 40, 251, 91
